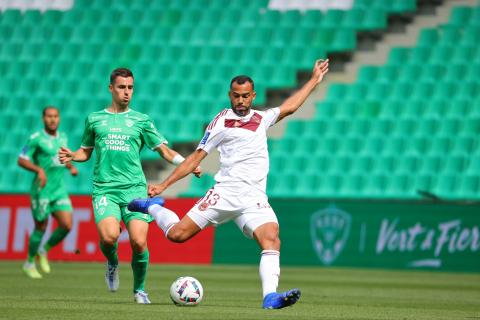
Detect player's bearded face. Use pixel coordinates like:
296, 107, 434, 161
229, 82, 256, 117
110, 76, 134, 107
43, 108, 59, 132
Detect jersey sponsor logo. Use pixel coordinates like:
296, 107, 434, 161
310, 205, 351, 266
200, 132, 210, 145
125, 119, 134, 127
104, 134, 131, 152
224, 112, 263, 132
109, 127, 122, 132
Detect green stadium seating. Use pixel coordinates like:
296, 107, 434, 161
6, 0, 475, 198
262, 4, 480, 200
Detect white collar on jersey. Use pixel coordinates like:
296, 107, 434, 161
104, 108, 131, 114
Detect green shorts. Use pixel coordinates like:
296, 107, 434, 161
92, 185, 154, 225
31, 194, 73, 222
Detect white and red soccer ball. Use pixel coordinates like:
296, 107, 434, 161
169, 276, 204, 306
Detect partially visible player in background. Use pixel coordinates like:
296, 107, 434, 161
18, 106, 78, 279
129, 59, 329, 309
58, 68, 201, 304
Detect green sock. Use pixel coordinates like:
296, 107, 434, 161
27, 229, 45, 262
99, 241, 118, 266
131, 248, 149, 293
43, 227, 69, 252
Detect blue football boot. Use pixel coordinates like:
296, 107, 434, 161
127, 197, 165, 213
262, 289, 301, 309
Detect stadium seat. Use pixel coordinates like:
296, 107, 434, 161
1, 2, 479, 199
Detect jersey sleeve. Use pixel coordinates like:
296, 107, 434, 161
197, 118, 226, 154
19, 134, 38, 160
263, 107, 280, 128
80, 116, 95, 149
142, 116, 168, 150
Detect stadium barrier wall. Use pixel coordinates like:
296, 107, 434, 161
213, 199, 480, 272
2, 195, 479, 272
0, 195, 214, 264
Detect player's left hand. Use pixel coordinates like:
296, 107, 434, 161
312, 59, 329, 84
148, 184, 165, 197
192, 166, 202, 178
69, 166, 78, 176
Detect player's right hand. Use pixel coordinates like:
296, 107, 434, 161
37, 169, 47, 188
147, 184, 160, 197
58, 146, 73, 163
148, 184, 165, 197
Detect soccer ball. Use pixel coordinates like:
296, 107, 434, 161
169, 276, 204, 306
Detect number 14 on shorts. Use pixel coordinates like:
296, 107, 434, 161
95, 196, 108, 216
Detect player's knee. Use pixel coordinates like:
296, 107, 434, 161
130, 238, 147, 252
101, 233, 119, 246
166, 228, 188, 243
59, 221, 72, 232
260, 234, 281, 251
34, 220, 48, 232
268, 236, 281, 249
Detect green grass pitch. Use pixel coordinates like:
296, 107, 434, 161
0, 261, 479, 320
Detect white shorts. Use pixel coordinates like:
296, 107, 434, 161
187, 184, 278, 239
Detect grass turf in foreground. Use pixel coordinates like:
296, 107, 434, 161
0, 262, 479, 320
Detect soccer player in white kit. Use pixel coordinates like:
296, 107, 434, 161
129, 59, 329, 309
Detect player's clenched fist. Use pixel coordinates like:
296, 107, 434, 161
148, 184, 164, 197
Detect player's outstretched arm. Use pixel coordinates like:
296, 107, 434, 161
155, 144, 202, 177
276, 59, 329, 123
17, 157, 47, 187
148, 149, 208, 197
58, 146, 93, 163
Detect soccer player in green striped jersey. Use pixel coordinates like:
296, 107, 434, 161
18, 106, 78, 279
59, 68, 200, 304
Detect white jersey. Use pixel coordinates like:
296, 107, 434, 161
197, 107, 280, 193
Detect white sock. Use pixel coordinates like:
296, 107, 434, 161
259, 250, 280, 298
148, 204, 180, 237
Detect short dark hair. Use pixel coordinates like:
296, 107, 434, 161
110, 67, 134, 84
42, 105, 59, 116
230, 75, 254, 90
